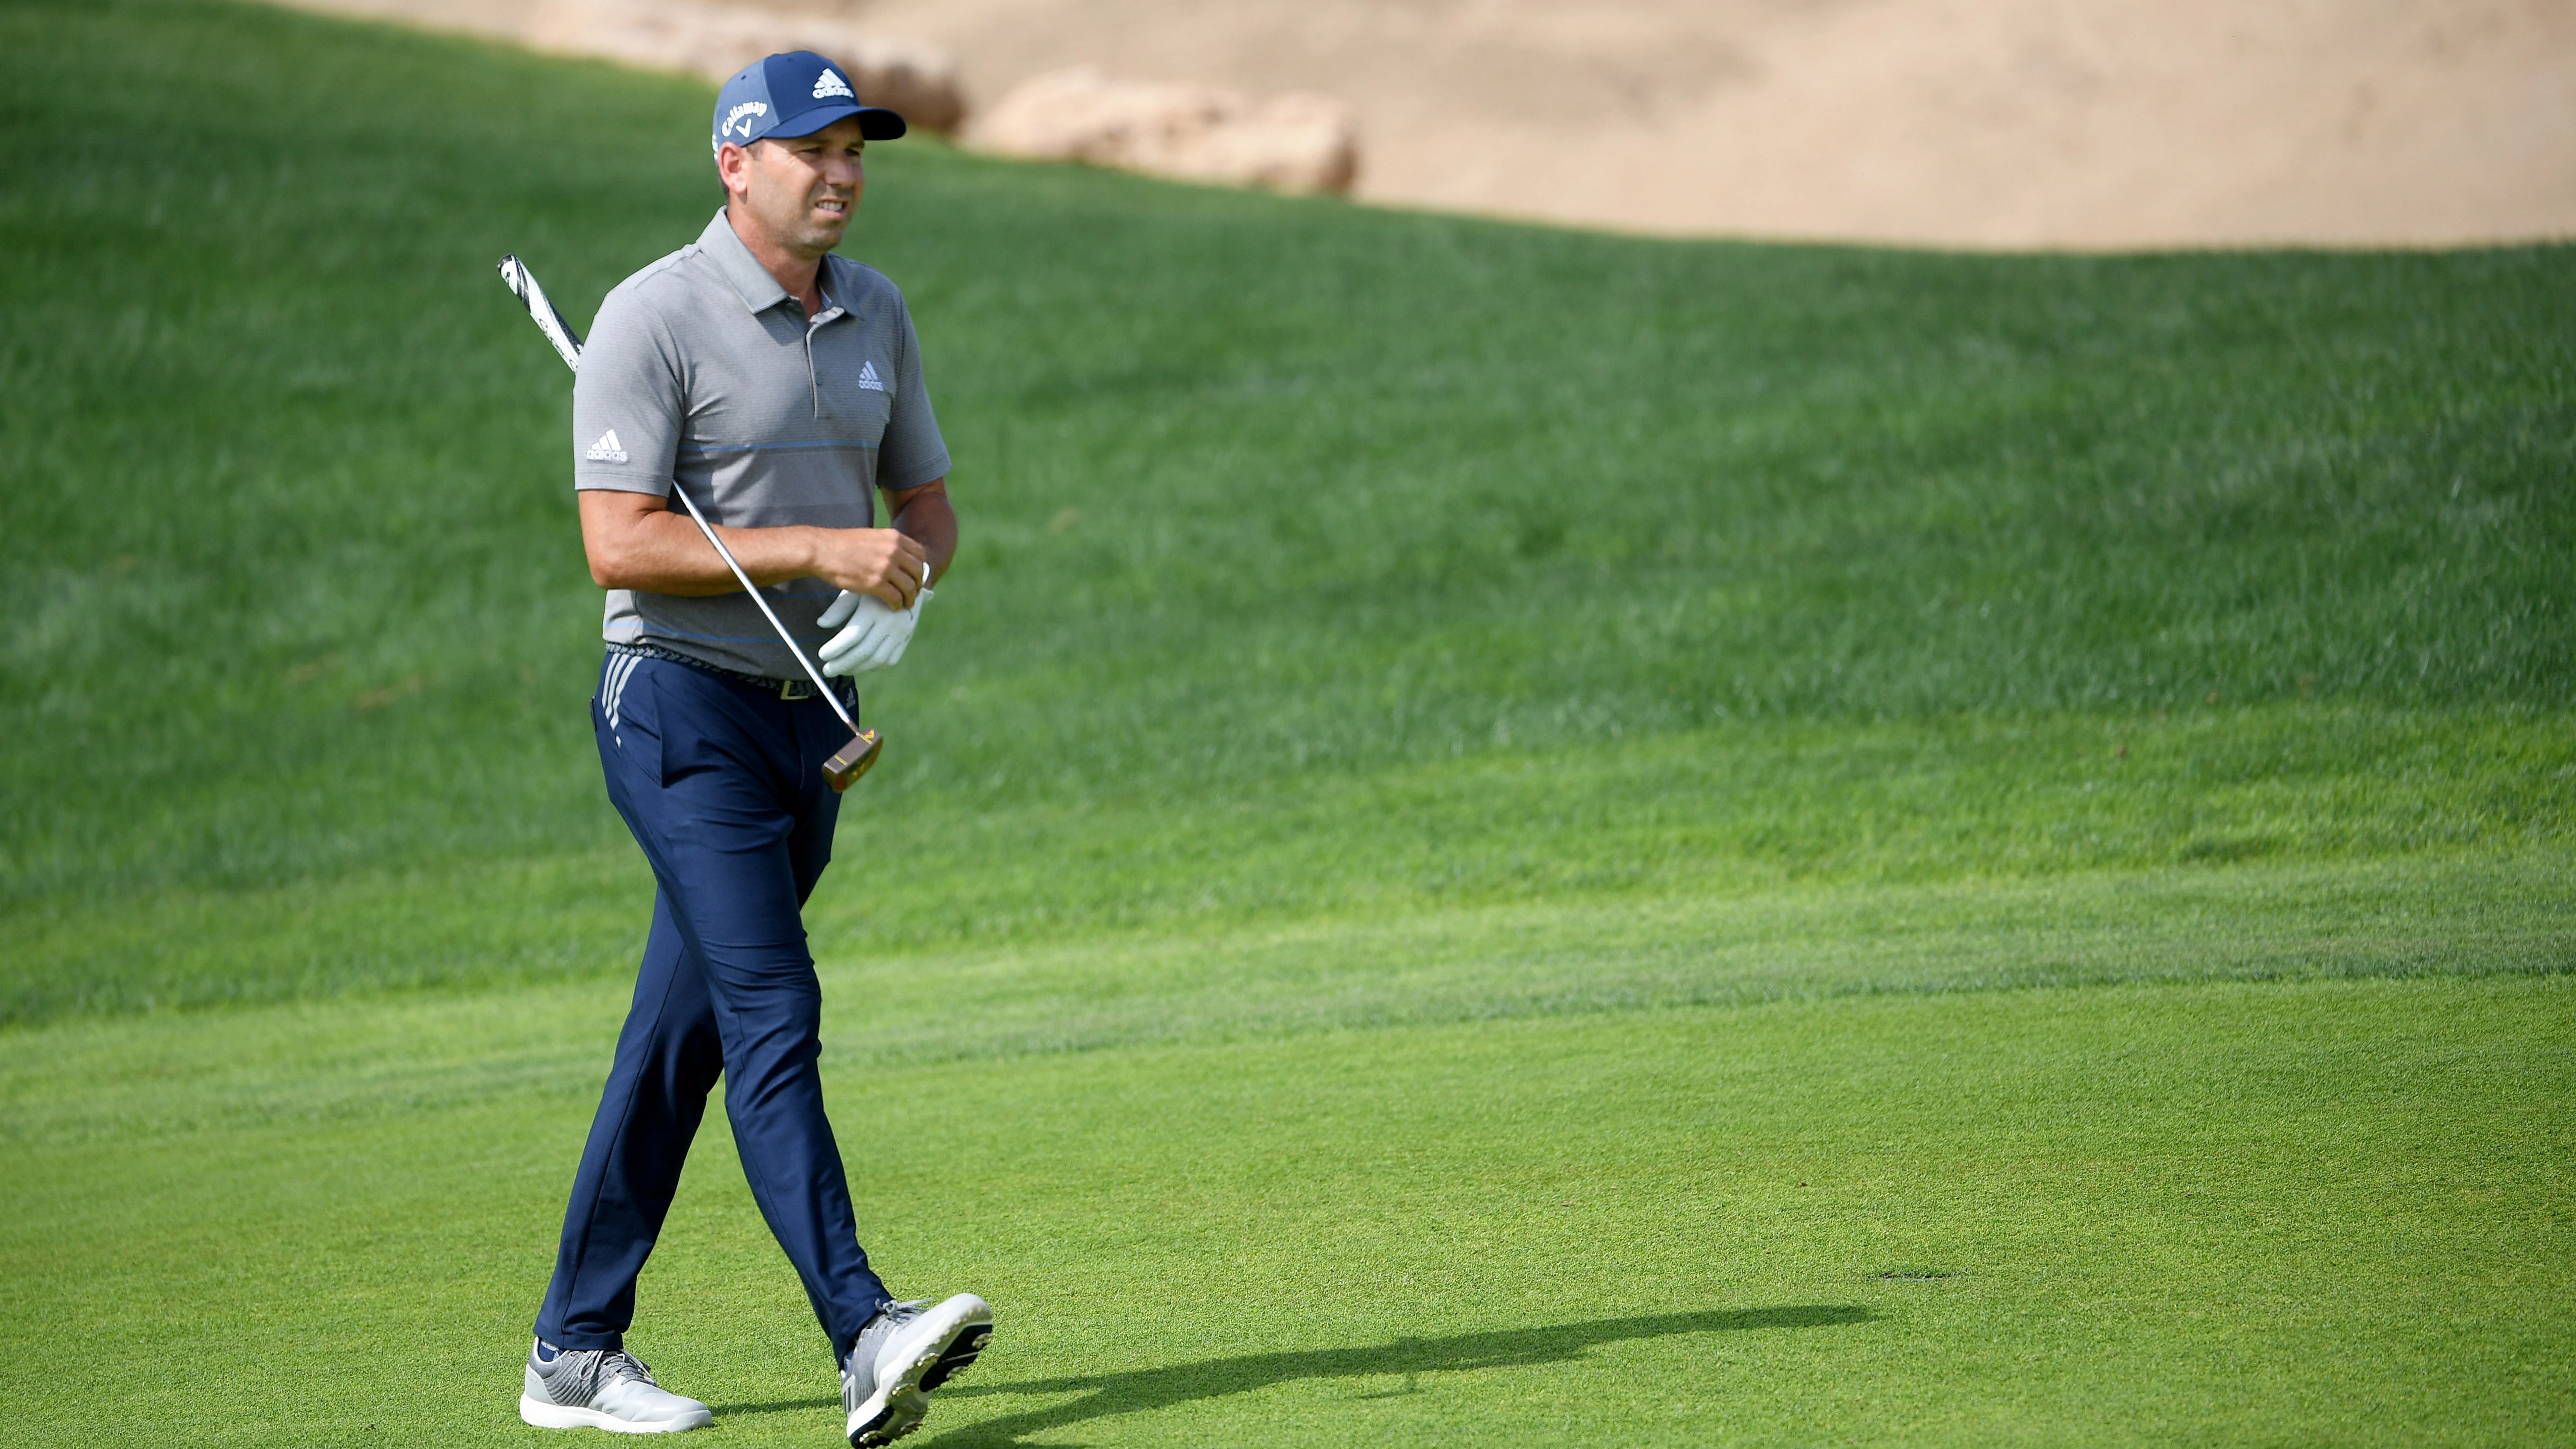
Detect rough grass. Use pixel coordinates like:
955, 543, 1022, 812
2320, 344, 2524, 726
2, 0, 2572, 1019
2, 1, 2574, 1443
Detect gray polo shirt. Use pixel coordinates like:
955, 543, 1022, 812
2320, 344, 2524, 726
573, 208, 950, 679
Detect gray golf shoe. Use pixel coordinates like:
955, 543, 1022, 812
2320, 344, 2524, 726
520, 1340, 714, 1434
841, 1294, 994, 1447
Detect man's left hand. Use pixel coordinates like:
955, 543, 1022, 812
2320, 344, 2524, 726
818, 568, 932, 675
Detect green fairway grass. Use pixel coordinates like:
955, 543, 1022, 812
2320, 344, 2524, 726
3, 0, 2573, 1441
6, 972, 2571, 1444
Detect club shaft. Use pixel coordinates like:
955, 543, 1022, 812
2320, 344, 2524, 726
501, 256, 857, 734
660, 481, 860, 734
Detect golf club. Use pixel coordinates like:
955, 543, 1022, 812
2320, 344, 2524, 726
496, 254, 882, 790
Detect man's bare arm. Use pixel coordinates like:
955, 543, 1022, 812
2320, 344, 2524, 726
579, 487, 930, 609
883, 479, 956, 588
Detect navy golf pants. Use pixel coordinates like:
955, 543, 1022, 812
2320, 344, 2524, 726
534, 651, 890, 1362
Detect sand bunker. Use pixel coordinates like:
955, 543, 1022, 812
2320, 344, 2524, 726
275, 0, 2576, 248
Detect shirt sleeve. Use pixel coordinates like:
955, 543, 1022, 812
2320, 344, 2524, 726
876, 294, 952, 493
571, 285, 683, 495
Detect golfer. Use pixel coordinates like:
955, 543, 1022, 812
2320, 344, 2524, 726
518, 51, 989, 1446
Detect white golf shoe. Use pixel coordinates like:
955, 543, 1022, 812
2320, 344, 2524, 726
841, 1294, 994, 1447
520, 1340, 714, 1434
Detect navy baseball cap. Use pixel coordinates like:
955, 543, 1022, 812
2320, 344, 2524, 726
712, 51, 907, 156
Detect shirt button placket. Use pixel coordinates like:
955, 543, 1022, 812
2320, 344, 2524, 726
809, 316, 828, 418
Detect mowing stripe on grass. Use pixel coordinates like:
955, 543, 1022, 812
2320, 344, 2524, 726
6, 706, 2567, 1025
8, 848, 2567, 1146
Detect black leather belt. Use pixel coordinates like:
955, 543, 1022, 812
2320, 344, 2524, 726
610, 642, 854, 705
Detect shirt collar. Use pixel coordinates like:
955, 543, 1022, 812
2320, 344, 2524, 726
697, 208, 849, 323
697, 207, 793, 315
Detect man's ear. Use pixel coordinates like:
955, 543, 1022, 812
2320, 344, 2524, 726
716, 140, 754, 201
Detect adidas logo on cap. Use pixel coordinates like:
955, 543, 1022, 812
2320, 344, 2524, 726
587, 429, 628, 463
813, 68, 853, 100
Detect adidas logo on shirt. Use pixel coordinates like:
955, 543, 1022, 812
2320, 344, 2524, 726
813, 69, 854, 100
857, 361, 886, 393
587, 428, 629, 463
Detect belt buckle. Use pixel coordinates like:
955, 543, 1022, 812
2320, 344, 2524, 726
780, 678, 813, 701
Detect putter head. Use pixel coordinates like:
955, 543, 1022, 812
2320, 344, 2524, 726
823, 728, 883, 791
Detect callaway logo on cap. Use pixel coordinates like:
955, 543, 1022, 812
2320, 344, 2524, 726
711, 51, 908, 157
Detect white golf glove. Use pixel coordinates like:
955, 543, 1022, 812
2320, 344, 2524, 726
817, 566, 933, 677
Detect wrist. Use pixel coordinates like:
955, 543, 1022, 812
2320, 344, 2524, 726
785, 525, 831, 586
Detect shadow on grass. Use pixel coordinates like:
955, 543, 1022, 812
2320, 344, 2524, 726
805, 1305, 1866, 1444
709, 1305, 1869, 1435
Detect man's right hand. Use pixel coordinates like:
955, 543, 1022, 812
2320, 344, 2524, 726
808, 526, 929, 611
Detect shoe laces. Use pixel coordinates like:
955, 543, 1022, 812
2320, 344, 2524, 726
845, 1298, 931, 1385
600, 1351, 660, 1389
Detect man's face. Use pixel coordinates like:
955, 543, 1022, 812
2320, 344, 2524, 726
721, 117, 866, 258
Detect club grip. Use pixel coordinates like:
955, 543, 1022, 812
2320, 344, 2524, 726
823, 728, 883, 791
